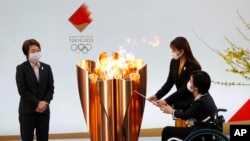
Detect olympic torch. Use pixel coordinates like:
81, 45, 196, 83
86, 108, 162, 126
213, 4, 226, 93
76, 52, 147, 141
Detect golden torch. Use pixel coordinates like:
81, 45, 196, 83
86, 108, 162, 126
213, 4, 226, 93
77, 52, 147, 141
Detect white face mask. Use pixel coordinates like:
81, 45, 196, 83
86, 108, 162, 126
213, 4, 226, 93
187, 81, 194, 92
29, 52, 41, 63
172, 51, 182, 60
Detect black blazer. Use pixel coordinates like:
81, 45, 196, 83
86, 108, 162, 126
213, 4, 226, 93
155, 59, 201, 110
16, 61, 54, 114
174, 93, 217, 122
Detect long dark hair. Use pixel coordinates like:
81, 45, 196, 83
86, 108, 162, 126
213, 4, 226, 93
170, 36, 201, 68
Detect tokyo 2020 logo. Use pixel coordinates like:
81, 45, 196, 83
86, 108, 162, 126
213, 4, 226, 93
68, 3, 94, 54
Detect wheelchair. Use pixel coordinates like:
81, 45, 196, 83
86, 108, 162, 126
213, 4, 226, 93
168, 108, 230, 141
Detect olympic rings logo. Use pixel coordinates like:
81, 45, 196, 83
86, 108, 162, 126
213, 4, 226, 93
70, 43, 92, 54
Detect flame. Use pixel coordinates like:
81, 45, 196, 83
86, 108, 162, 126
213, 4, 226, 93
93, 51, 142, 80
142, 35, 160, 47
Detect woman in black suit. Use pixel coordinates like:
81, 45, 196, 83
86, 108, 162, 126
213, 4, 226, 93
16, 39, 54, 141
160, 70, 218, 141
148, 36, 201, 126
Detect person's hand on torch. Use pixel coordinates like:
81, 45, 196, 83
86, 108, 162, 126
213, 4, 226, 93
147, 95, 157, 104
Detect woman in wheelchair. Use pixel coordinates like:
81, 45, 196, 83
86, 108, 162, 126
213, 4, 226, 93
159, 70, 218, 141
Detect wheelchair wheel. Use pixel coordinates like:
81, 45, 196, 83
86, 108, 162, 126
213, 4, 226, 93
184, 129, 229, 141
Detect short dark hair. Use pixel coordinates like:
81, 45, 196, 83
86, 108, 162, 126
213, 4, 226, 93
22, 39, 41, 56
191, 70, 211, 94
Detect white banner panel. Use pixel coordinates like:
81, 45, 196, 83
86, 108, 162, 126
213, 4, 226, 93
0, 0, 249, 135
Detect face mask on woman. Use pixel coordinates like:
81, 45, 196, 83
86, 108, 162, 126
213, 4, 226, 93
172, 50, 183, 60
29, 52, 41, 63
187, 81, 194, 92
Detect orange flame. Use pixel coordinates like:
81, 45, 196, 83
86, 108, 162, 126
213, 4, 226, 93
93, 51, 142, 80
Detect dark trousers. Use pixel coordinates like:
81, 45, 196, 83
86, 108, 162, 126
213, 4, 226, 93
19, 112, 50, 141
161, 126, 193, 141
